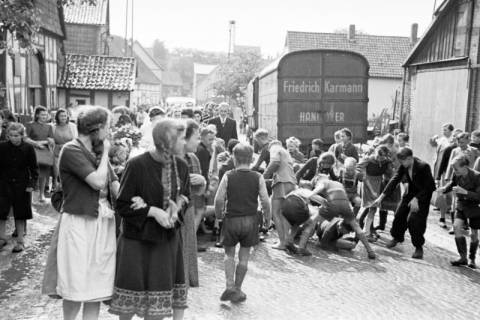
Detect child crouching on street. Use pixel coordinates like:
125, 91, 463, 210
0, 123, 38, 253
214, 143, 271, 303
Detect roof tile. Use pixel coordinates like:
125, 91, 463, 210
59, 54, 136, 91
286, 31, 414, 78
64, 0, 108, 25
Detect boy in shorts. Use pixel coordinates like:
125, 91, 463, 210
214, 143, 271, 302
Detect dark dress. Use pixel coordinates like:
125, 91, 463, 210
0, 141, 38, 220
109, 152, 190, 319
26, 121, 54, 175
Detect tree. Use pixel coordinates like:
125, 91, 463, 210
0, 0, 96, 52
212, 51, 264, 107
152, 39, 168, 67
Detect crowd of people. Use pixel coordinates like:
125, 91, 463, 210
1, 102, 480, 319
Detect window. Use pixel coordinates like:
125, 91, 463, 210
453, 2, 470, 57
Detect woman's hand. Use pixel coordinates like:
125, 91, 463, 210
150, 207, 174, 228
168, 200, 179, 225
103, 139, 111, 154
131, 196, 147, 210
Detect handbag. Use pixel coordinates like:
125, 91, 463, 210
35, 147, 55, 167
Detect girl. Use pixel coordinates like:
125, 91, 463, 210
0, 123, 38, 252
263, 140, 297, 250
357, 145, 392, 242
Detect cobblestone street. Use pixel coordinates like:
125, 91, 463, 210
1, 201, 480, 320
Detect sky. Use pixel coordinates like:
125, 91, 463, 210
110, 0, 439, 57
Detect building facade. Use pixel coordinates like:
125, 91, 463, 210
402, 0, 480, 164
1, 0, 65, 114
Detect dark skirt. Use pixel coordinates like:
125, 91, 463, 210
0, 183, 33, 220
109, 231, 188, 319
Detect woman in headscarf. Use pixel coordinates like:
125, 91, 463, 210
109, 119, 190, 320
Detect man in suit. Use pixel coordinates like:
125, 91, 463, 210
208, 102, 238, 145
372, 147, 436, 259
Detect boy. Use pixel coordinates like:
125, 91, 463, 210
214, 143, 271, 302
0, 123, 38, 252
309, 138, 323, 158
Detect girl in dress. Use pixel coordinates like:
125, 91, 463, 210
109, 119, 190, 320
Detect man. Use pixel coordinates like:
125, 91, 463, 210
433, 123, 454, 184
439, 155, 480, 268
372, 147, 436, 259
195, 128, 215, 186
396, 133, 409, 148
139, 107, 166, 150
208, 102, 238, 145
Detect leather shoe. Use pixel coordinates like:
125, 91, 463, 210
451, 258, 468, 266
386, 239, 398, 248
412, 247, 423, 259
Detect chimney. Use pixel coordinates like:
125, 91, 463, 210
410, 23, 418, 44
348, 24, 355, 41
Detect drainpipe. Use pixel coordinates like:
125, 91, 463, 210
399, 68, 407, 132
465, 0, 476, 131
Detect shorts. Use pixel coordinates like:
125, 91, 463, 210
317, 218, 342, 244
222, 215, 259, 247
456, 209, 480, 229
281, 195, 310, 226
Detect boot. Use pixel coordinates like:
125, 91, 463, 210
451, 237, 468, 266
468, 240, 479, 269
231, 265, 248, 303
375, 210, 387, 231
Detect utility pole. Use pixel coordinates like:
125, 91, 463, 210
228, 20, 235, 60
124, 0, 129, 56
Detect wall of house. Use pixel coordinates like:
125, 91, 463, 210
112, 91, 131, 107
64, 24, 102, 55
409, 67, 469, 165
368, 78, 402, 119
134, 83, 162, 106
163, 85, 182, 99
95, 91, 109, 108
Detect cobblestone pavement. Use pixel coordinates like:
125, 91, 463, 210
1, 200, 480, 320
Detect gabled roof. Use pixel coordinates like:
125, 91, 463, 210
59, 54, 136, 91
194, 63, 217, 75
163, 71, 183, 87
64, 0, 108, 25
36, 0, 65, 37
108, 36, 162, 85
285, 31, 414, 79
403, 0, 454, 66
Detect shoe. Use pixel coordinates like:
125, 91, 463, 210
468, 261, 477, 269
12, 243, 24, 253
386, 239, 398, 248
438, 219, 447, 229
230, 288, 247, 303
297, 248, 312, 256
215, 241, 223, 248
220, 288, 237, 301
285, 243, 298, 254
197, 244, 208, 252
412, 247, 423, 259
451, 258, 468, 266
448, 227, 455, 235
259, 234, 266, 242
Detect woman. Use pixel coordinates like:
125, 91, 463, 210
357, 145, 392, 242
109, 119, 190, 320
182, 119, 206, 287
55, 105, 119, 320
263, 140, 297, 250
286, 136, 305, 164
24, 106, 54, 202
53, 109, 77, 189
